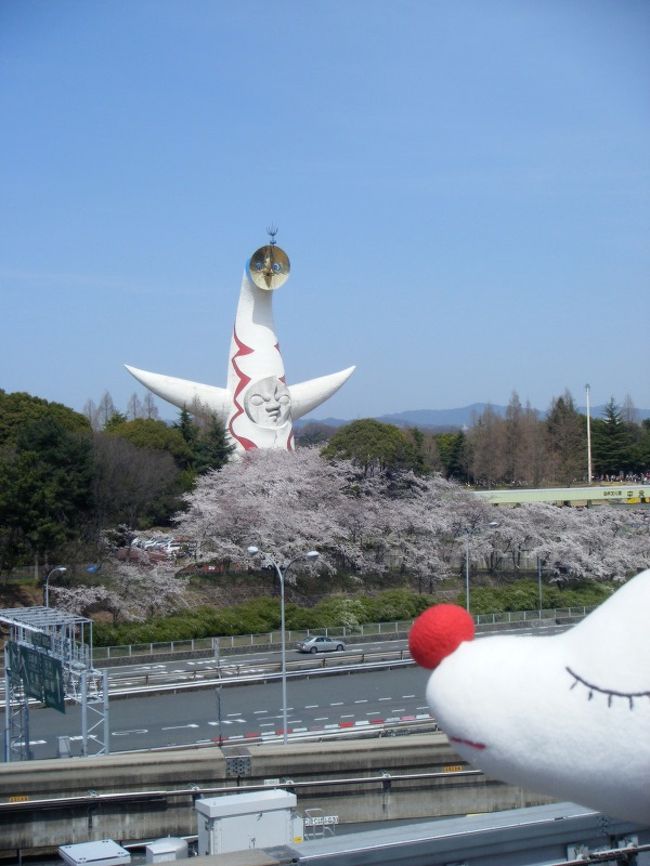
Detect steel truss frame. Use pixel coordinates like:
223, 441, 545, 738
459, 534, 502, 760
0, 606, 109, 762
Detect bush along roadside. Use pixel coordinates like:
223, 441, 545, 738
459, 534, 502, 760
91, 582, 612, 647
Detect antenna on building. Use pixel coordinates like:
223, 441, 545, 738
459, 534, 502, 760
266, 224, 278, 246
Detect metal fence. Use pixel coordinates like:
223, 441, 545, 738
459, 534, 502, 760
92, 606, 593, 661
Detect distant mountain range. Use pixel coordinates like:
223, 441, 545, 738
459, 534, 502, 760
299, 404, 650, 431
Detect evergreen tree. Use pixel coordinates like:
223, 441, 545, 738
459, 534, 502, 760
592, 398, 633, 477
0, 417, 95, 571
437, 431, 469, 482
194, 415, 235, 474
104, 411, 128, 431
321, 419, 425, 477
174, 407, 199, 452
545, 391, 585, 484
107, 418, 194, 470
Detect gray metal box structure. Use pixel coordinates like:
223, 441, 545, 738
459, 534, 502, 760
58, 839, 131, 866
145, 837, 189, 862
195, 788, 303, 855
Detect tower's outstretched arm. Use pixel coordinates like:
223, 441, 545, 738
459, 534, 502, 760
124, 364, 231, 421
288, 366, 356, 420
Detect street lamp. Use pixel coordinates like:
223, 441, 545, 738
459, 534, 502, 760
585, 383, 593, 484
247, 546, 319, 745
44, 566, 66, 607
463, 522, 499, 614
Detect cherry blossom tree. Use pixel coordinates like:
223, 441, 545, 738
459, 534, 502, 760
176, 447, 650, 587
52, 560, 189, 622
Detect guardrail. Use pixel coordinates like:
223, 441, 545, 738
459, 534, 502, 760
108, 648, 414, 698
92, 606, 594, 662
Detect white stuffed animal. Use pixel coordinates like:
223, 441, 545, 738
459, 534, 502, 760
408, 568, 650, 824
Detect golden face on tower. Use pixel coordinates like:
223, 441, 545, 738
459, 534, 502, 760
249, 244, 290, 291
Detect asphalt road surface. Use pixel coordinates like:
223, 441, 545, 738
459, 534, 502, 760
24, 664, 433, 759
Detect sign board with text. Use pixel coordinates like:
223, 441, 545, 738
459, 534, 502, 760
5, 640, 65, 714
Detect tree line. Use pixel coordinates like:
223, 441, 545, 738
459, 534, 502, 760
302, 391, 650, 487
52, 445, 650, 634
2, 386, 648, 579
0, 390, 232, 574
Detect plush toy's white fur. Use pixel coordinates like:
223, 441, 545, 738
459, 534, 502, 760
420, 569, 650, 824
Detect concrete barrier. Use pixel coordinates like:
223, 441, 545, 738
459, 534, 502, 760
0, 733, 553, 861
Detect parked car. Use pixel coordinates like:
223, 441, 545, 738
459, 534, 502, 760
296, 636, 346, 654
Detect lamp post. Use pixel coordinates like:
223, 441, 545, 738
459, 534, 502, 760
463, 522, 499, 614
464, 532, 471, 613
585, 383, 593, 484
247, 546, 319, 744
44, 566, 66, 607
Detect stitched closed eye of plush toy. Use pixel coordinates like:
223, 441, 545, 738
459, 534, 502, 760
408, 568, 650, 824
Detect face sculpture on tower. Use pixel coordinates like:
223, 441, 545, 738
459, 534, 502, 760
124, 236, 355, 452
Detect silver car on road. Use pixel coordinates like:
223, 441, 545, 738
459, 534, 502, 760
296, 635, 346, 654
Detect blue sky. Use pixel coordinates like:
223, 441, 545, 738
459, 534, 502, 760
2, 0, 649, 421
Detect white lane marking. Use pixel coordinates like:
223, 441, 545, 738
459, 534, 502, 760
161, 724, 199, 731
29, 740, 47, 745
340, 714, 354, 719
253, 710, 268, 715
417, 705, 429, 711
402, 694, 415, 699
378, 697, 392, 701
366, 712, 381, 716
354, 699, 368, 704
391, 708, 405, 713
259, 722, 276, 728
305, 704, 319, 709
112, 729, 148, 736
330, 701, 344, 706
227, 712, 243, 717
314, 716, 329, 721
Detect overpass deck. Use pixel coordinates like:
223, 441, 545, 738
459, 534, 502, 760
475, 483, 650, 506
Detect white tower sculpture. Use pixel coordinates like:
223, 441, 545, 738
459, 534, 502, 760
125, 232, 355, 452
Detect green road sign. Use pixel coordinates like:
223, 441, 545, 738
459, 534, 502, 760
21, 645, 45, 702
41, 654, 65, 713
8, 642, 66, 714
30, 631, 52, 651
5, 641, 23, 687
6, 641, 20, 673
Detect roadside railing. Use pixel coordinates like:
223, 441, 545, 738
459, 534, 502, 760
92, 606, 594, 662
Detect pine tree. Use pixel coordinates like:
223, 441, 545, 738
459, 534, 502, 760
592, 398, 633, 477
545, 391, 586, 484
194, 415, 235, 474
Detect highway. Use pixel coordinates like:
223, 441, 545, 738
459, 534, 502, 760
26, 663, 433, 759
99, 638, 411, 693
9, 624, 570, 760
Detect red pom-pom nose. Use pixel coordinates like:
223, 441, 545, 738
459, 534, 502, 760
409, 604, 475, 669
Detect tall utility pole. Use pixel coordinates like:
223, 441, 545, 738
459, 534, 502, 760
585, 383, 593, 484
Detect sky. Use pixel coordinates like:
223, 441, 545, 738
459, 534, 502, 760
1, 0, 649, 422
